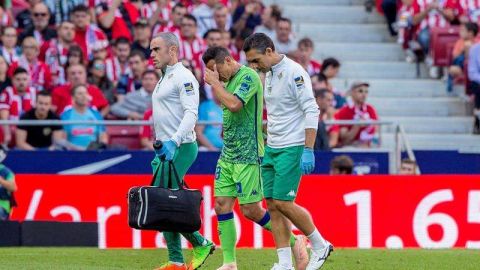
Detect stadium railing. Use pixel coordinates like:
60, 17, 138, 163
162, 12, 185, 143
0, 119, 417, 174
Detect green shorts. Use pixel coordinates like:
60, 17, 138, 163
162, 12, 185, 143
261, 145, 303, 201
151, 142, 198, 188
214, 159, 263, 205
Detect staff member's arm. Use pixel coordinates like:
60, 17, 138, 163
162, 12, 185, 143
292, 71, 320, 175
159, 78, 200, 161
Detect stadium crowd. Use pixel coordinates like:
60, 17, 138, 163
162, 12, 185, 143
379, 0, 480, 134
0, 0, 381, 151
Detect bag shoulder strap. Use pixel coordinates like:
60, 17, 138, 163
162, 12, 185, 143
150, 162, 162, 186
169, 161, 189, 189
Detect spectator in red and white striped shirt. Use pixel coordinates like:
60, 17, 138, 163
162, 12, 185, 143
71, 5, 109, 62
95, 0, 140, 41
297, 37, 322, 76
10, 37, 52, 92
152, 3, 186, 38
41, 21, 76, 87
0, 67, 37, 145
105, 37, 131, 84
412, 0, 462, 54
140, 0, 173, 27
179, 14, 205, 70
460, 0, 480, 23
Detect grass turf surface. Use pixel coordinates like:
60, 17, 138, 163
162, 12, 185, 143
1, 248, 480, 270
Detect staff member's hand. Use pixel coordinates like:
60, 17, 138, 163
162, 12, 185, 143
300, 147, 315, 174
161, 140, 178, 161
204, 65, 221, 87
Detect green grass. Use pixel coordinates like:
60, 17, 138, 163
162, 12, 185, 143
1, 248, 480, 270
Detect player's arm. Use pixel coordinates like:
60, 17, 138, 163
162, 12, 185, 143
204, 66, 244, 112
0, 175, 16, 192
171, 78, 200, 146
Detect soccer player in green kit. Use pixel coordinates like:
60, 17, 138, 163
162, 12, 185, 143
150, 33, 214, 270
203, 46, 308, 270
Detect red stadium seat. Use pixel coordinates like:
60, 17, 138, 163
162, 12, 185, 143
107, 125, 141, 150
430, 26, 460, 67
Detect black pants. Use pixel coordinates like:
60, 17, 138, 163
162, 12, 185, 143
469, 81, 480, 109
382, 0, 398, 36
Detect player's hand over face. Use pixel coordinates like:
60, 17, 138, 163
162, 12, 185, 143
204, 65, 221, 86
300, 147, 315, 175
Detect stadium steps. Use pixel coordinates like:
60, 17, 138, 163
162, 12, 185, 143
381, 133, 480, 150
284, 6, 384, 24
313, 43, 405, 62
332, 79, 447, 98
381, 117, 474, 134
280, 0, 480, 150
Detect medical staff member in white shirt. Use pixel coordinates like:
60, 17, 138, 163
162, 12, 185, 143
149, 32, 215, 270
243, 33, 333, 270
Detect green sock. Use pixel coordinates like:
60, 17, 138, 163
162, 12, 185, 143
261, 220, 296, 247
163, 231, 184, 263
218, 213, 236, 264
182, 231, 207, 248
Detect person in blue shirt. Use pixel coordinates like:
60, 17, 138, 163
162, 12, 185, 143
0, 145, 16, 221
195, 96, 223, 151
60, 84, 108, 150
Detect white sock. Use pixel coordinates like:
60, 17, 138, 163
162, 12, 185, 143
277, 247, 293, 269
170, 261, 184, 266
307, 229, 327, 250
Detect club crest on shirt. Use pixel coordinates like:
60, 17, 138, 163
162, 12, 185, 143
244, 75, 252, 82
168, 74, 174, 79
278, 72, 283, 80
294, 76, 305, 89
184, 82, 195, 96
239, 82, 250, 94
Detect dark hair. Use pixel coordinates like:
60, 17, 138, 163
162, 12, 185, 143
314, 88, 331, 99
142, 70, 160, 80
465, 22, 479, 37
129, 50, 146, 61
321, 57, 340, 73
71, 84, 87, 96
298, 37, 314, 49
330, 155, 354, 175
37, 90, 51, 98
66, 45, 85, 68
239, 28, 253, 41
277, 17, 292, 26
243, 33, 275, 53
183, 14, 197, 26
312, 72, 327, 83
202, 46, 231, 64
13, 67, 28, 77
270, 4, 282, 21
172, 3, 186, 12
115, 37, 131, 47
70, 4, 89, 15
203, 28, 222, 39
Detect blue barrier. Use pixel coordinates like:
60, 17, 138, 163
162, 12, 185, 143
4, 150, 389, 175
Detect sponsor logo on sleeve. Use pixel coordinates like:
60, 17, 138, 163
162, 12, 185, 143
294, 76, 305, 89
184, 82, 195, 96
